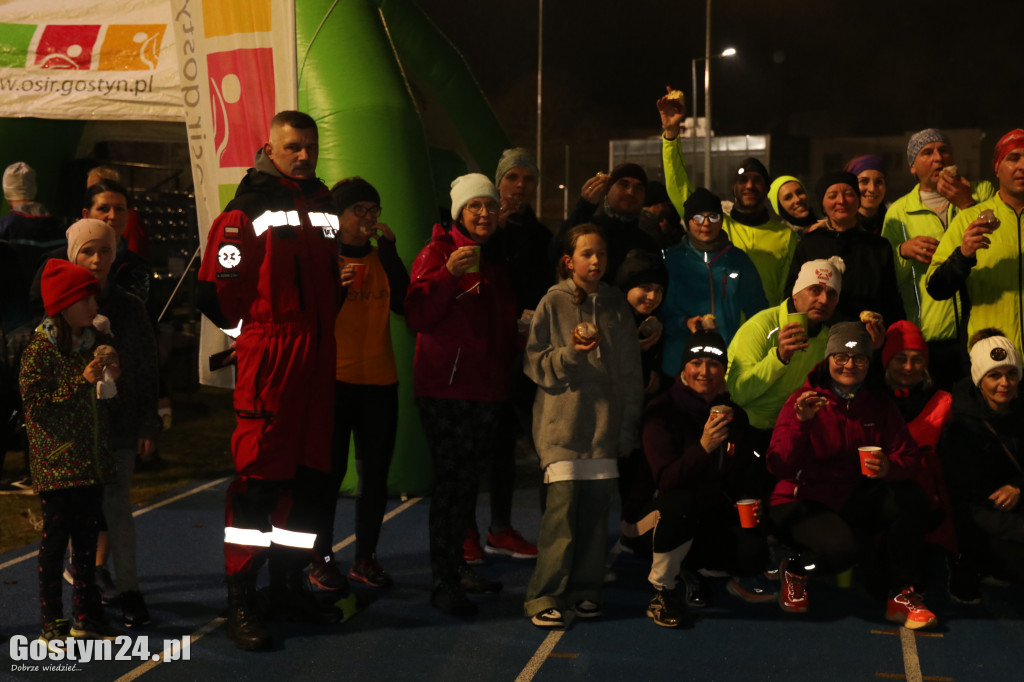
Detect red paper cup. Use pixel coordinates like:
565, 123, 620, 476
858, 446, 881, 476
736, 499, 758, 528
349, 263, 366, 290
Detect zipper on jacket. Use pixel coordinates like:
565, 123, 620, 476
448, 347, 461, 385
294, 255, 306, 310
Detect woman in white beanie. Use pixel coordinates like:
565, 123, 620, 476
405, 173, 520, 616
939, 329, 1024, 602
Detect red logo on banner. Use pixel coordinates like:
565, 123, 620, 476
34, 25, 100, 69
208, 48, 276, 169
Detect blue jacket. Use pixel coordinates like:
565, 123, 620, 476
661, 238, 768, 376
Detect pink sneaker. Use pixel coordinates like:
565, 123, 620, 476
485, 527, 537, 559
463, 529, 486, 565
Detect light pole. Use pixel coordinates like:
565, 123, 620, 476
690, 46, 736, 187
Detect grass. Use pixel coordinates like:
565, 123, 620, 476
0, 386, 236, 556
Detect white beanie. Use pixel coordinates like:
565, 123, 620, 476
3, 162, 37, 202
970, 335, 1023, 387
66, 218, 116, 264
792, 256, 845, 297
450, 173, 499, 221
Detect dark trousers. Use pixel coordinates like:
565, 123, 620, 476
770, 479, 930, 590
312, 381, 398, 561
38, 486, 103, 624
955, 503, 1024, 583
416, 397, 501, 583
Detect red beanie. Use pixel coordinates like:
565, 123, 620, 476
882, 320, 928, 369
41, 259, 99, 317
993, 129, 1024, 173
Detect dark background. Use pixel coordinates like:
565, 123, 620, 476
415, 0, 1024, 217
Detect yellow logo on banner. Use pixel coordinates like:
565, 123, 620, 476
203, 0, 272, 38
98, 25, 166, 71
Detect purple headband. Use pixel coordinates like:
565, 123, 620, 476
845, 155, 885, 177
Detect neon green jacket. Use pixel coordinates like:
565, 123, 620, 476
881, 181, 995, 341
726, 299, 830, 431
925, 193, 1024, 354
662, 135, 794, 305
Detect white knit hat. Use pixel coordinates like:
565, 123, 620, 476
970, 335, 1023, 387
450, 173, 499, 221
66, 218, 116, 265
3, 162, 36, 202
792, 256, 845, 297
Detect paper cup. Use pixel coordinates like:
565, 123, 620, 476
711, 405, 734, 421
858, 446, 881, 476
736, 499, 758, 528
349, 263, 367, 290
788, 312, 809, 346
466, 245, 482, 273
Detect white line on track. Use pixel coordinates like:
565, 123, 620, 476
515, 630, 565, 682
117, 495, 423, 680
0, 476, 233, 572
900, 627, 923, 682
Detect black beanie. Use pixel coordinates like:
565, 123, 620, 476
814, 171, 859, 209
682, 187, 723, 224
615, 249, 669, 293
331, 177, 381, 213
735, 157, 770, 184
680, 330, 728, 371
608, 162, 648, 188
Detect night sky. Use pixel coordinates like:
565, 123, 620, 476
414, 0, 1024, 213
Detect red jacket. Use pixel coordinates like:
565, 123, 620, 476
767, 364, 920, 510
405, 223, 518, 402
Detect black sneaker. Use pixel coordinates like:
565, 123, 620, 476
95, 567, 119, 605
121, 590, 151, 628
530, 608, 565, 629
948, 554, 982, 605
647, 587, 689, 628
430, 580, 477, 617
39, 619, 70, 652
681, 569, 710, 608
71, 616, 123, 640
574, 600, 601, 619
457, 565, 502, 594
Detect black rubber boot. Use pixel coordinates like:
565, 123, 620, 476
226, 575, 272, 651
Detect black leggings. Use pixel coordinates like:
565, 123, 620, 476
312, 381, 398, 561
38, 486, 103, 624
770, 479, 930, 590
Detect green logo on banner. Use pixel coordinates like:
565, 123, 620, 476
0, 24, 36, 69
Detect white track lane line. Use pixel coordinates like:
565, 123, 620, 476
116, 496, 423, 680
515, 630, 565, 682
0, 476, 233, 572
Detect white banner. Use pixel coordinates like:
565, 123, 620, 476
0, 0, 183, 121
168, 0, 296, 386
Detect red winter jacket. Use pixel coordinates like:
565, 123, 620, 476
767, 363, 920, 510
405, 223, 518, 403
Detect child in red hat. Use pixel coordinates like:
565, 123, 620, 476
19, 259, 121, 645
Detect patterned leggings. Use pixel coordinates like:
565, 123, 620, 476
38, 486, 103, 624
415, 398, 501, 584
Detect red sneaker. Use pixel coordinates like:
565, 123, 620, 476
778, 558, 809, 614
463, 529, 486, 565
308, 557, 350, 594
485, 527, 538, 559
886, 587, 938, 630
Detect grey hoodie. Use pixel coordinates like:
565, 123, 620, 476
525, 278, 643, 468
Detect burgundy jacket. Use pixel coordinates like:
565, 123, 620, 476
767, 363, 920, 510
405, 223, 518, 403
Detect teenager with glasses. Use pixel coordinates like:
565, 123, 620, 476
766, 321, 937, 630
659, 188, 767, 377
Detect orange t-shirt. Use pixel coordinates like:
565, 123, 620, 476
334, 248, 398, 385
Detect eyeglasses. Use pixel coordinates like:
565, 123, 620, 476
691, 213, 722, 226
350, 204, 382, 219
831, 353, 869, 368
465, 200, 501, 216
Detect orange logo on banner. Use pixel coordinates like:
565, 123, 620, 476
203, 0, 272, 38
98, 25, 166, 71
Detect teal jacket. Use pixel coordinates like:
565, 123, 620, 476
726, 299, 831, 431
881, 180, 995, 341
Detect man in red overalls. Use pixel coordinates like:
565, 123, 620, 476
197, 111, 343, 651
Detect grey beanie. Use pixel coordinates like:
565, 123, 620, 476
906, 128, 949, 168
3, 162, 36, 202
825, 321, 872, 358
495, 147, 539, 185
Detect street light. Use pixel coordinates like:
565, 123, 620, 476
690, 46, 737, 187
